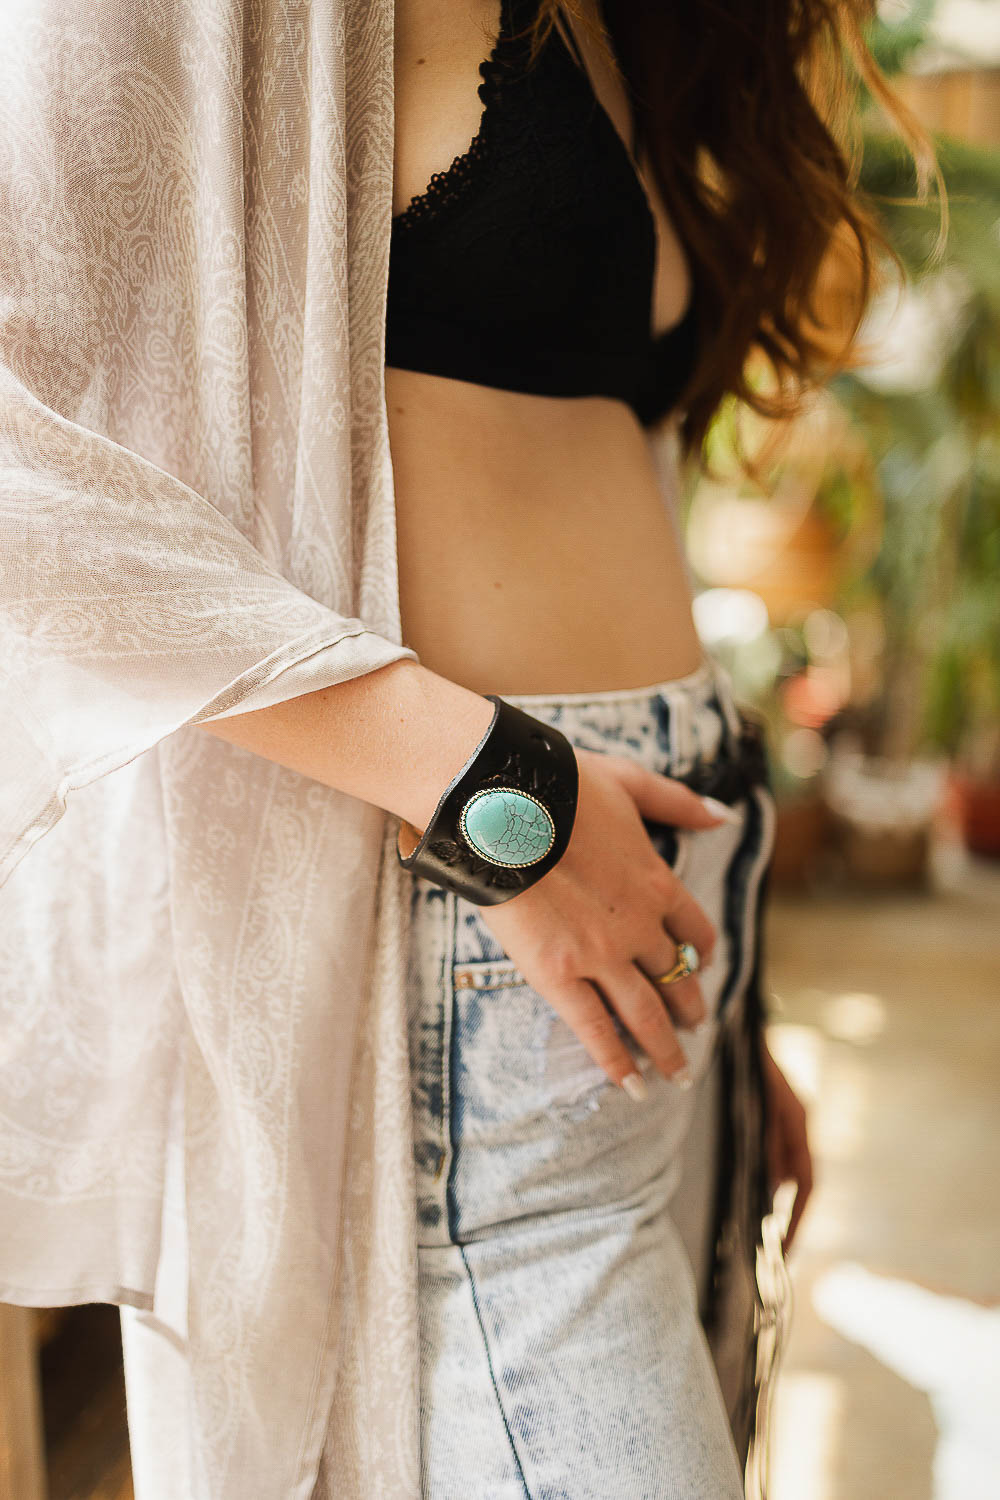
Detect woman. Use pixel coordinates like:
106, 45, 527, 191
0, 1, 931, 1496
208, 0, 906, 1488
367, 0, 814, 1490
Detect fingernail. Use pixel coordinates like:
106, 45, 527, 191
672, 1065, 694, 1090
693, 1017, 712, 1035
700, 796, 742, 825
622, 1071, 648, 1103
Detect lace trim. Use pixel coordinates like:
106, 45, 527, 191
392, 0, 520, 233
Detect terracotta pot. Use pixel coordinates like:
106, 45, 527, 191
831, 817, 932, 887
770, 793, 832, 888
949, 771, 1000, 858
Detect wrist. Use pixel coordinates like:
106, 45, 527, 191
396, 676, 497, 831
396, 695, 579, 905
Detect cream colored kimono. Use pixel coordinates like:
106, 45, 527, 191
0, 4, 769, 1498
1, 1, 426, 1494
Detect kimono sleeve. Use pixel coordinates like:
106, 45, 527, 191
0, 5, 415, 885
0, 395, 416, 882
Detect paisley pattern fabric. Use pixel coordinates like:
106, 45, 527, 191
0, 4, 424, 1496
0, 6, 762, 1500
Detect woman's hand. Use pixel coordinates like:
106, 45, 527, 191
479, 746, 732, 1095
760, 1039, 814, 1254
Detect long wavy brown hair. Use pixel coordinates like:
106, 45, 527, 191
522, 0, 943, 472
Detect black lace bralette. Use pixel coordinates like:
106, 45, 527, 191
384, 0, 698, 428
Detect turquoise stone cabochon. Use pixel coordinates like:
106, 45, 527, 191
459, 786, 556, 868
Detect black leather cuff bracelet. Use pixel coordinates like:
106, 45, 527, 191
396, 695, 579, 905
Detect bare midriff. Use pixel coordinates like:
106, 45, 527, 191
386, 0, 703, 699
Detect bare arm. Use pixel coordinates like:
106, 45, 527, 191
197, 656, 495, 840
198, 652, 729, 1096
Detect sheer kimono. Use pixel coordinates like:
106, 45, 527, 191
0, 3, 784, 1496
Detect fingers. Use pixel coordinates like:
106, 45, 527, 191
782, 1133, 814, 1253
546, 977, 646, 1091
659, 876, 718, 970
614, 757, 743, 831
597, 964, 692, 1086
650, 971, 706, 1030
762, 1052, 814, 1254
640, 832, 718, 968
546, 970, 693, 1095
633, 934, 707, 1030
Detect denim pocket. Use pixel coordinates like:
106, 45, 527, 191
450, 956, 618, 1125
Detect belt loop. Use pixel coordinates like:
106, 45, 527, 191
706, 654, 744, 757
668, 687, 693, 773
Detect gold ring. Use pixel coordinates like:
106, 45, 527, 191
652, 942, 700, 987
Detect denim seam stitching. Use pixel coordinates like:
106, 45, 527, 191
436, 889, 458, 1192
446, 901, 533, 1496
457, 1242, 535, 1500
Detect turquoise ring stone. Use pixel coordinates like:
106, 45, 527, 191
459, 786, 556, 868
677, 941, 700, 976
652, 942, 701, 987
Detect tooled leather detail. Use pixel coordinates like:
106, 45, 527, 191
398, 696, 580, 905
426, 840, 524, 891
481, 744, 579, 805
427, 744, 579, 892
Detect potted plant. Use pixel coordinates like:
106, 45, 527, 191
922, 420, 1000, 854
829, 121, 1000, 867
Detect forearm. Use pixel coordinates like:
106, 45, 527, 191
196, 656, 495, 834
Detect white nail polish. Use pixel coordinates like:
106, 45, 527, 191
622, 1071, 648, 1103
673, 1066, 693, 1090
700, 796, 742, 825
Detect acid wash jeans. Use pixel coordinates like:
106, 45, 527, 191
406, 655, 785, 1499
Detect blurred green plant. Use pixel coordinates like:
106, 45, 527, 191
866, 0, 938, 77
833, 76, 1000, 770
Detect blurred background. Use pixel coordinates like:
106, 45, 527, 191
684, 2, 1000, 1495
3, 2, 997, 1497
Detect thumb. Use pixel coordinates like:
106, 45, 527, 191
622, 763, 743, 830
